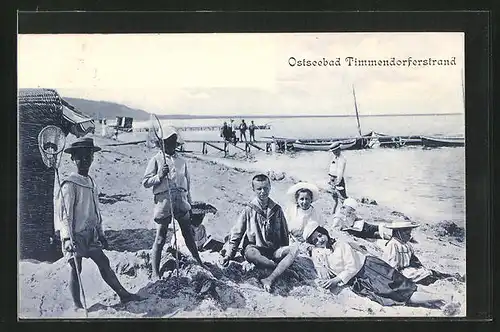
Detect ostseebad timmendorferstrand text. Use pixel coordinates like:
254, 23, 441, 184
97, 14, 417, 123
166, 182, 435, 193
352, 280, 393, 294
288, 56, 457, 67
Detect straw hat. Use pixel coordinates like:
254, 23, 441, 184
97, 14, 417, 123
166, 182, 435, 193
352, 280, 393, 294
328, 141, 341, 151
162, 125, 178, 141
384, 220, 420, 229
343, 197, 358, 210
64, 137, 101, 154
303, 221, 321, 242
286, 182, 320, 202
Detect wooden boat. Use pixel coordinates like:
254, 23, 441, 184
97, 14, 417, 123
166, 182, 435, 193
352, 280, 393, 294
293, 139, 357, 151
421, 136, 464, 147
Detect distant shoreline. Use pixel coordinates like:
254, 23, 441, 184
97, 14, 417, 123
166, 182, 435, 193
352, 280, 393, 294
156, 113, 464, 120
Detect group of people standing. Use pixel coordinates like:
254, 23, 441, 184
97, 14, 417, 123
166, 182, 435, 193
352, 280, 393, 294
221, 119, 258, 143
53, 128, 461, 315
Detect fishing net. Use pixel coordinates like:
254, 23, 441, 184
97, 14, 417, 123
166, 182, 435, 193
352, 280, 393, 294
148, 113, 181, 279
147, 113, 164, 149
37, 125, 66, 169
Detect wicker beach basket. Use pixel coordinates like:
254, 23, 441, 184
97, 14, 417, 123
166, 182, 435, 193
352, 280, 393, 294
18, 88, 93, 262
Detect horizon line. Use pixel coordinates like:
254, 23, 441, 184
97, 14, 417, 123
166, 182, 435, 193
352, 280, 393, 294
157, 112, 464, 119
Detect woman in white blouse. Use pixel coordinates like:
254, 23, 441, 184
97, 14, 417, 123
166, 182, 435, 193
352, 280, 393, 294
303, 221, 460, 313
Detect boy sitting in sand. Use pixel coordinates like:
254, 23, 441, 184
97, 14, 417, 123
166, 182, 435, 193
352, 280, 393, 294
55, 138, 142, 311
381, 220, 464, 285
143, 126, 207, 279
332, 198, 392, 240
220, 174, 299, 292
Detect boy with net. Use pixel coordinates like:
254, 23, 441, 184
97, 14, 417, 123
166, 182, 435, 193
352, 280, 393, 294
54, 137, 142, 312
143, 126, 208, 280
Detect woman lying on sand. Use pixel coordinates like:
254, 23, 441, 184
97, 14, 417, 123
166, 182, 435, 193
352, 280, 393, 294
303, 221, 460, 314
382, 221, 465, 285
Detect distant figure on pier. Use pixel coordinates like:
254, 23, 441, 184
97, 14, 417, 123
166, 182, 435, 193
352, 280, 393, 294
239, 119, 248, 142
271, 136, 277, 154
328, 142, 347, 214
230, 119, 238, 144
220, 122, 232, 142
249, 120, 257, 142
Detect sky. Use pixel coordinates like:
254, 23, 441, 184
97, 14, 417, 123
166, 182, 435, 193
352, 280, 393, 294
18, 33, 464, 116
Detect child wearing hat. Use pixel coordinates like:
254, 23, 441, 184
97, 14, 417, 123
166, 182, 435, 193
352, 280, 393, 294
168, 202, 220, 255
54, 137, 142, 311
143, 126, 208, 279
381, 220, 464, 285
303, 221, 460, 314
285, 182, 324, 242
327, 142, 347, 214
332, 198, 392, 240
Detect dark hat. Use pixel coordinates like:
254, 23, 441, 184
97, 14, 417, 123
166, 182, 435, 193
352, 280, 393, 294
64, 137, 102, 154
190, 202, 217, 227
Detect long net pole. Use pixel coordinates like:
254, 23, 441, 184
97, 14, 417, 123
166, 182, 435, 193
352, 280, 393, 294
38, 125, 88, 317
150, 114, 180, 283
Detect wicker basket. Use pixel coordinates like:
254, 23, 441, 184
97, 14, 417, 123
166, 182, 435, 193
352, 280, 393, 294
18, 89, 71, 262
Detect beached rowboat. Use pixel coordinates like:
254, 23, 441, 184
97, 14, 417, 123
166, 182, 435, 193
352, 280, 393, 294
293, 139, 357, 151
421, 136, 465, 147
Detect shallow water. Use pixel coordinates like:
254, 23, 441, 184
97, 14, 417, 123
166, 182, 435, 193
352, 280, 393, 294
127, 115, 465, 226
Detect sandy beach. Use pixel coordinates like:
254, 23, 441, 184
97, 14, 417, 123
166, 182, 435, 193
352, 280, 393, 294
18, 134, 466, 318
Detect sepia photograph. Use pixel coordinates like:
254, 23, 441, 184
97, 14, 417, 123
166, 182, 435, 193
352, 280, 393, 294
18, 32, 466, 319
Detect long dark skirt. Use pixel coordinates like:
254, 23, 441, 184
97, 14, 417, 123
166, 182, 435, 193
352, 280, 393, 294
350, 256, 417, 306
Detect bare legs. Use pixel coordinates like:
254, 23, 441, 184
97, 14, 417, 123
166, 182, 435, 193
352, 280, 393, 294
177, 213, 205, 267
68, 250, 140, 309
408, 287, 447, 309
244, 245, 299, 292
69, 257, 83, 310
152, 214, 206, 280
152, 222, 169, 280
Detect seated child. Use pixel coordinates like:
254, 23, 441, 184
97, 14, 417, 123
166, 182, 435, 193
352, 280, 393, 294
285, 182, 324, 243
381, 220, 464, 285
169, 202, 223, 255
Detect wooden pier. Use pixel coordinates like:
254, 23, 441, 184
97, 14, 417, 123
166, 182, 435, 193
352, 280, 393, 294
189, 139, 286, 156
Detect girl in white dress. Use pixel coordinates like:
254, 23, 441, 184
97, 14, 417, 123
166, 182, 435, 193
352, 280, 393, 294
285, 182, 324, 247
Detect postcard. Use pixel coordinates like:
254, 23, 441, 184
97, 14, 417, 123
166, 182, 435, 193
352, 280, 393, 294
18, 31, 465, 319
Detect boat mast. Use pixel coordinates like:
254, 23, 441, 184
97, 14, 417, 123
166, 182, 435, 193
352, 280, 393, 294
352, 85, 362, 137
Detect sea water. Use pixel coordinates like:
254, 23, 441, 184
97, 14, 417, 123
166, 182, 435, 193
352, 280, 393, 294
133, 115, 465, 226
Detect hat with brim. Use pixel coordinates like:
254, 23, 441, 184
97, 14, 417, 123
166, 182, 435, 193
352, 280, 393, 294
64, 137, 101, 154
303, 221, 321, 242
190, 202, 217, 227
343, 197, 358, 210
328, 141, 341, 151
286, 182, 320, 202
384, 221, 420, 229
162, 126, 178, 141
